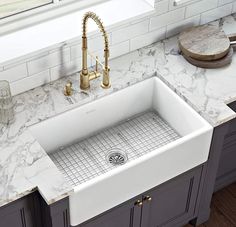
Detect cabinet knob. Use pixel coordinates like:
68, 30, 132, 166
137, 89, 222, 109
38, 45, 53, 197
144, 196, 152, 202
135, 200, 143, 207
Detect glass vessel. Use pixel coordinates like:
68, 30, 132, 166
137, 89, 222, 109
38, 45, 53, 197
0, 80, 14, 124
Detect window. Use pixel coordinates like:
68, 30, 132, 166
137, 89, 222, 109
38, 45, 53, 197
0, 0, 104, 35
0, 0, 105, 20
0, 0, 53, 19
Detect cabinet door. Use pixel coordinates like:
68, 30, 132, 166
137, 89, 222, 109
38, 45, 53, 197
79, 197, 142, 227
141, 167, 202, 227
0, 192, 41, 227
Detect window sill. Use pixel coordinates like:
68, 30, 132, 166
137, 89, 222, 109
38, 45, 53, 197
0, 0, 154, 64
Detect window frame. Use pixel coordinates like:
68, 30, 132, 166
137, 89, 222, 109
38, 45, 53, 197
0, 0, 106, 35
0, 0, 155, 64
0, 0, 54, 20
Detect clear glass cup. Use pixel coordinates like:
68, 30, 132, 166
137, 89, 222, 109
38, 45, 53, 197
0, 80, 14, 124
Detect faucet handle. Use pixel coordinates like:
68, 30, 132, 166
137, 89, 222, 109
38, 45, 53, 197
64, 81, 73, 96
87, 52, 101, 80
95, 56, 99, 73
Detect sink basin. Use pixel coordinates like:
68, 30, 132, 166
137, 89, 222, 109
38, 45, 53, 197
29, 77, 213, 226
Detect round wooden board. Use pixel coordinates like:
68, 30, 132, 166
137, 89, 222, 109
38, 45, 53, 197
182, 47, 234, 69
179, 25, 230, 61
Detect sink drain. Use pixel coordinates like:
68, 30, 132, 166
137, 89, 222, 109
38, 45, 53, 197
106, 149, 128, 166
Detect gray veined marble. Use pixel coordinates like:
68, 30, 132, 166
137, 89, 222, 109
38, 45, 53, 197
0, 13, 236, 208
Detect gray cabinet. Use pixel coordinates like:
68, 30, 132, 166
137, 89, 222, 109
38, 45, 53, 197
39, 194, 70, 227
141, 167, 201, 227
79, 166, 202, 227
0, 167, 202, 227
0, 192, 41, 227
195, 101, 236, 226
0, 191, 70, 227
215, 101, 236, 191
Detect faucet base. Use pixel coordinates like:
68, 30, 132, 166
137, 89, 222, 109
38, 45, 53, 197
80, 71, 101, 90
101, 82, 111, 89
80, 73, 90, 90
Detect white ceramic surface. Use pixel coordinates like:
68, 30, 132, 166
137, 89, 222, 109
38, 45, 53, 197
29, 77, 213, 226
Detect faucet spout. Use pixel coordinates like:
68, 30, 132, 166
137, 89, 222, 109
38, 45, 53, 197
80, 12, 111, 90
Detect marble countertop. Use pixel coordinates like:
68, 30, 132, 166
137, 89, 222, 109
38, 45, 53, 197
0, 14, 236, 208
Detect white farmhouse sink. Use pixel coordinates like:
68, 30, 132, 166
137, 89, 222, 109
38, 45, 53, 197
29, 77, 213, 226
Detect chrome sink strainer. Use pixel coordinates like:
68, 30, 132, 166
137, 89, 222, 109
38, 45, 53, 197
106, 148, 128, 166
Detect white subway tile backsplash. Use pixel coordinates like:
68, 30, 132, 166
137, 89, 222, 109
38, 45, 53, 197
91, 41, 130, 67
0, 64, 27, 82
53, 42, 130, 81
10, 70, 50, 96
130, 27, 166, 51
3, 51, 49, 70
50, 58, 81, 82
149, 8, 185, 31
169, 0, 199, 11
233, 2, 236, 12
200, 4, 233, 24
70, 34, 113, 61
185, 0, 218, 18
218, 0, 235, 6
112, 20, 149, 44
110, 41, 130, 59
27, 47, 70, 75
89, 33, 112, 52
0, 0, 234, 95
166, 15, 200, 37
71, 43, 82, 60
154, 0, 169, 15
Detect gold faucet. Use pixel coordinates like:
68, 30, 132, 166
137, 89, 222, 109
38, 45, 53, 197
80, 12, 111, 90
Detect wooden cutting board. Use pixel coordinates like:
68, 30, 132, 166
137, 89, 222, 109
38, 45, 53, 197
182, 47, 234, 69
229, 33, 236, 42
179, 25, 231, 61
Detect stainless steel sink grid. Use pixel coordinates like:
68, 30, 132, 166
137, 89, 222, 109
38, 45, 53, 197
49, 111, 181, 187
106, 148, 128, 166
